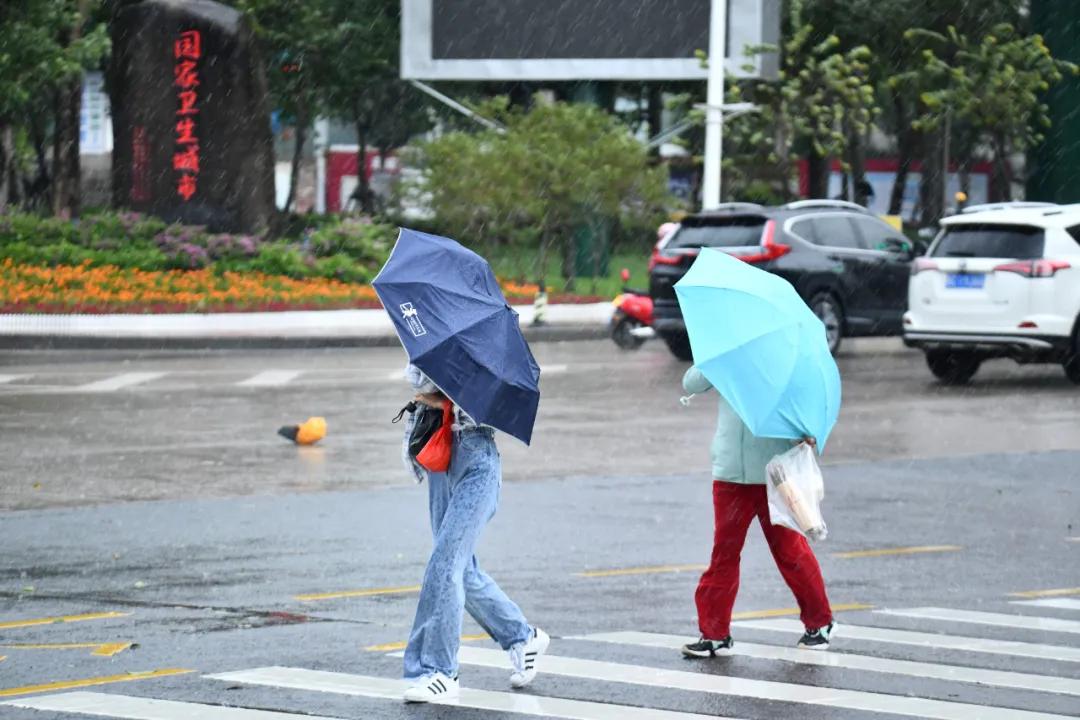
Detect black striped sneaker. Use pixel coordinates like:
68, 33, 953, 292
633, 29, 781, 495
798, 621, 835, 650
681, 636, 734, 658
402, 672, 459, 703
509, 627, 550, 688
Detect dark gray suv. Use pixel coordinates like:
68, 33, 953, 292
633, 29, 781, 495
649, 201, 916, 360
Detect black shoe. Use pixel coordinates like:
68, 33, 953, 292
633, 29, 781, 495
681, 636, 734, 658
798, 621, 835, 650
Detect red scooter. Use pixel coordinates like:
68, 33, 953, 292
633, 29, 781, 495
610, 268, 654, 350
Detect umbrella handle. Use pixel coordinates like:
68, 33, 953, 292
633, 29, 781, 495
679, 394, 696, 407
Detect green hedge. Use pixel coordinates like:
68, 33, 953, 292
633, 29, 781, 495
0, 211, 397, 283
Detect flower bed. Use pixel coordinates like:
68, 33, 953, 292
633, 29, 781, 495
0, 259, 600, 314
0, 211, 608, 313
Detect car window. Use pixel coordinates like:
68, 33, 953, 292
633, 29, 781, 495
850, 216, 905, 252
789, 218, 817, 244
1067, 224, 1080, 247
931, 224, 1045, 259
667, 216, 766, 249
810, 216, 860, 250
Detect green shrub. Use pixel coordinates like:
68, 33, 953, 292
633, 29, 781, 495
0, 209, 396, 283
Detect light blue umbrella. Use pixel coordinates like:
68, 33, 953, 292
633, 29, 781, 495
675, 248, 841, 448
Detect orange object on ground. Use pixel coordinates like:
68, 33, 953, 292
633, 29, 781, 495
278, 417, 327, 445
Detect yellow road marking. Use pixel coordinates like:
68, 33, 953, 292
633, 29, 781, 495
575, 564, 708, 578
1008, 587, 1080, 599
0, 668, 192, 698
0, 611, 129, 631
294, 585, 421, 602
732, 603, 872, 620
832, 545, 962, 559
0, 656, 5, 663
3, 642, 134, 657
365, 633, 489, 653
1066, 537, 1080, 543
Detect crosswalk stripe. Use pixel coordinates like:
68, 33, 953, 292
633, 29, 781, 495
1013, 598, 1080, 611
737, 618, 1080, 663
237, 370, 303, 387
0, 374, 29, 384
573, 631, 1080, 697
453, 647, 1071, 720
75, 372, 167, 392
877, 607, 1080, 635
207, 666, 722, 720
3, 691, 341, 719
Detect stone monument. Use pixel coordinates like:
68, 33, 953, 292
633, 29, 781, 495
108, 0, 277, 232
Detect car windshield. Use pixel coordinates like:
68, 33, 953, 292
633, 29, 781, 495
931, 224, 1045, 259
667, 217, 766, 249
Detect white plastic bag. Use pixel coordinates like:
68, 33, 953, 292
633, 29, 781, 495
765, 443, 827, 541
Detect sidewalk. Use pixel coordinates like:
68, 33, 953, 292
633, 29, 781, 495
0, 302, 615, 349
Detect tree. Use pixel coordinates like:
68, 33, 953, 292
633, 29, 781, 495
238, 0, 334, 214
722, 27, 878, 202
900, 24, 1077, 203
320, 0, 422, 214
0, 0, 108, 213
802, 0, 1025, 218
414, 97, 668, 291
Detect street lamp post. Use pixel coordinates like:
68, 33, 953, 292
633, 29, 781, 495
702, 0, 728, 210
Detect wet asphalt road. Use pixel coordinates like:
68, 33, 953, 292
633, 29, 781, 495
0, 339, 1078, 719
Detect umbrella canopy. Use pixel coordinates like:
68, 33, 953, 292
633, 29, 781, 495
675, 248, 841, 448
373, 229, 540, 445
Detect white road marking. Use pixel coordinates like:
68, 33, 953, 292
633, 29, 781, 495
737, 618, 1080, 663
574, 631, 1080, 697
540, 364, 568, 374
3, 691, 339, 719
0, 374, 30, 384
451, 647, 1071, 720
74, 372, 168, 392
237, 370, 303, 387
208, 666, 722, 720
1012, 598, 1080, 612
877, 607, 1080, 635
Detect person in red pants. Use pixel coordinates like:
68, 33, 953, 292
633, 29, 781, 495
680, 367, 834, 656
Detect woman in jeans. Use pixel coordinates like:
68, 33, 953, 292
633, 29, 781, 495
680, 366, 834, 657
400, 365, 548, 702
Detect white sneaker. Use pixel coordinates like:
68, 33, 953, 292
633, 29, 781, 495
509, 627, 550, 689
402, 672, 459, 703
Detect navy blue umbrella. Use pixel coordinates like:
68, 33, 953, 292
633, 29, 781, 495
373, 229, 541, 445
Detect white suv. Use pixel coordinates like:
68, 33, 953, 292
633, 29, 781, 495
904, 203, 1080, 384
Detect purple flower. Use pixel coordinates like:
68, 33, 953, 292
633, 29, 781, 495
238, 236, 257, 255
179, 243, 209, 268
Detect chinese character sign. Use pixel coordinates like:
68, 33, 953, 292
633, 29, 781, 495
174, 30, 201, 202
109, 0, 277, 232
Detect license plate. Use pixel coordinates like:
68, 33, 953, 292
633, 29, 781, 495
946, 273, 985, 289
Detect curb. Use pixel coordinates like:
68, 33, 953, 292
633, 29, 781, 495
0, 324, 609, 351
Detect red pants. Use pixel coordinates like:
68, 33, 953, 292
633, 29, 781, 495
696, 481, 832, 639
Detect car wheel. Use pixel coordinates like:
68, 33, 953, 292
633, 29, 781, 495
810, 293, 844, 355
926, 350, 982, 385
661, 331, 693, 362
612, 317, 646, 350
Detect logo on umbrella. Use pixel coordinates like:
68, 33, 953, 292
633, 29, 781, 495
400, 302, 427, 337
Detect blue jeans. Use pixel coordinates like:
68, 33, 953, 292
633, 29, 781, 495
403, 428, 532, 679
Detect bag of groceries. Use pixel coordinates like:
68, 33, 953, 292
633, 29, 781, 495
766, 443, 827, 541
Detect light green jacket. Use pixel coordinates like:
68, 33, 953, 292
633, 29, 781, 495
683, 367, 791, 485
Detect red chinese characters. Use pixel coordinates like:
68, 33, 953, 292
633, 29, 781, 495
173, 30, 202, 202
